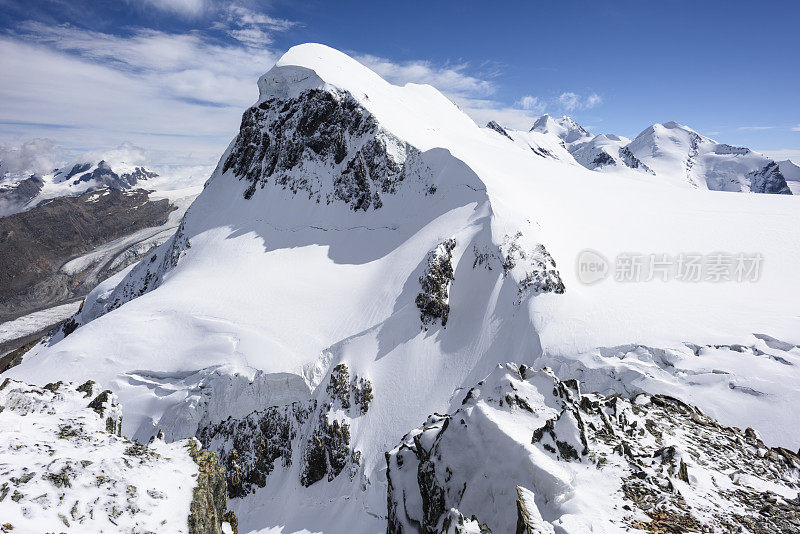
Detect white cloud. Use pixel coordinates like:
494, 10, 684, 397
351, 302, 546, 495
0, 37, 262, 165
353, 54, 550, 130
136, 0, 209, 18
737, 126, 775, 131
0, 138, 67, 180
217, 4, 298, 47
515, 95, 545, 113
558, 92, 580, 112
355, 54, 494, 98
792, 125, 800, 132
557, 91, 601, 112
13, 21, 281, 107
585, 93, 602, 108
1, 12, 585, 165
0, 13, 296, 165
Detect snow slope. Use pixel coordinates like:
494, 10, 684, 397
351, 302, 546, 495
6, 43, 800, 533
625, 121, 791, 192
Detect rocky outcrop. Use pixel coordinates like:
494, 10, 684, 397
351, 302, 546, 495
486, 121, 513, 141
500, 233, 565, 300
223, 88, 436, 208
199, 363, 372, 498
0, 174, 44, 211
386, 364, 800, 532
618, 146, 653, 173
748, 161, 792, 195
187, 438, 236, 534
0, 379, 236, 533
416, 239, 456, 327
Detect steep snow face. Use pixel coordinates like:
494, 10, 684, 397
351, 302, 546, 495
485, 121, 577, 163
569, 133, 654, 175
530, 114, 593, 145
6, 43, 800, 533
626, 121, 791, 193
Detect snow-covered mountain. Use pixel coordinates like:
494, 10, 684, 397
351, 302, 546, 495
530, 114, 592, 146
4, 44, 800, 533
0, 157, 158, 217
499, 115, 793, 193
625, 121, 792, 193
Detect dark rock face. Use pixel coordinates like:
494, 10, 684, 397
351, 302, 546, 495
590, 151, 617, 168
530, 146, 556, 159
486, 121, 513, 141
618, 146, 654, 174
60, 162, 92, 181
71, 160, 158, 190
222, 88, 435, 208
749, 161, 792, 195
198, 363, 372, 498
0, 188, 175, 322
416, 239, 456, 327
87, 389, 122, 436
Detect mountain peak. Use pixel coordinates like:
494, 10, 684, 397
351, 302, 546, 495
531, 114, 591, 144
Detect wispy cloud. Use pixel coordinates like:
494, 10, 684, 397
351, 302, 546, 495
585, 93, 602, 108
737, 126, 775, 131
0, 138, 66, 179
515, 95, 545, 114
558, 91, 601, 112
792, 125, 800, 132
0, 8, 299, 164
215, 4, 298, 47
355, 54, 494, 98
135, 0, 210, 18
354, 54, 547, 130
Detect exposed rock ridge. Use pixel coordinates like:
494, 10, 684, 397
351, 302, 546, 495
223, 88, 436, 208
198, 363, 372, 498
416, 239, 456, 327
386, 364, 800, 533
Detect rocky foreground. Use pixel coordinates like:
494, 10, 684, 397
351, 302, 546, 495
0, 378, 236, 533
386, 364, 800, 533
2, 364, 800, 532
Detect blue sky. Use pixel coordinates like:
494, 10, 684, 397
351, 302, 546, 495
0, 0, 798, 166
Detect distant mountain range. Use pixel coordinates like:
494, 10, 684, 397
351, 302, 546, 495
491, 114, 796, 194
0, 157, 205, 329
0, 158, 159, 217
